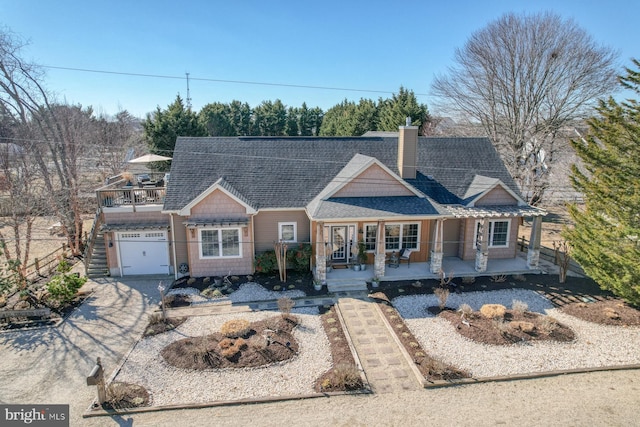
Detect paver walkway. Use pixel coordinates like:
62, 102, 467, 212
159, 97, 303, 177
337, 296, 423, 393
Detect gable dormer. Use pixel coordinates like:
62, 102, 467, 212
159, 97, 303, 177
463, 175, 526, 207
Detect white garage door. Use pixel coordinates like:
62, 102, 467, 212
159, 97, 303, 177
118, 231, 169, 275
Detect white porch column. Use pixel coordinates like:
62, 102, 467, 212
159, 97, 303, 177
527, 216, 542, 269
374, 220, 386, 278
315, 222, 326, 282
475, 218, 489, 272
430, 219, 444, 273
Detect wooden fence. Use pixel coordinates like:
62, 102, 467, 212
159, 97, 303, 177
22, 244, 68, 283
518, 236, 585, 276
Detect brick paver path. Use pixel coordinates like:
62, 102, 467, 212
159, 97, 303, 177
337, 297, 423, 393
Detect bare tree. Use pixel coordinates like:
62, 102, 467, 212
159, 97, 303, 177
92, 110, 144, 181
0, 28, 90, 255
0, 137, 46, 287
430, 12, 619, 205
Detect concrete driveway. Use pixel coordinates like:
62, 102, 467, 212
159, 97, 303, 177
0, 276, 163, 426
1, 276, 639, 427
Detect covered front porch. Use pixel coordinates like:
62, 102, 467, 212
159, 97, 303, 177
323, 254, 538, 286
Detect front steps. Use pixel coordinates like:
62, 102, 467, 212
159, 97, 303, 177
327, 279, 369, 293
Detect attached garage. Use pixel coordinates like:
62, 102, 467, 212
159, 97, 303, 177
117, 231, 170, 275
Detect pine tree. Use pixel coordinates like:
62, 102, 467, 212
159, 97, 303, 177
143, 95, 206, 162
565, 59, 640, 306
377, 86, 429, 133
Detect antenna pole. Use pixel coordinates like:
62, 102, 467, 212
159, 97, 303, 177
185, 72, 192, 110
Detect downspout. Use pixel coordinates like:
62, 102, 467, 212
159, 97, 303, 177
170, 213, 178, 280
251, 214, 256, 273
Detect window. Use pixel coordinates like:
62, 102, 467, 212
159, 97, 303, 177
475, 220, 511, 248
365, 225, 377, 251
278, 222, 297, 242
364, 223, 420, 252
200, 228, 241, 258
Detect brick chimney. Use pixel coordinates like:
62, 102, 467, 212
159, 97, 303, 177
398, 117, 418, 179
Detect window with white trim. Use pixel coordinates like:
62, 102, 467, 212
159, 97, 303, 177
278, 222, 297, 242
364, 223, 420, 251
475, 219, 511, 248
200, 228, 241, 258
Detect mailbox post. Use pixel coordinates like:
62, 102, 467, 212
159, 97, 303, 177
158, 281, 167, 321
86, 357, 106, 406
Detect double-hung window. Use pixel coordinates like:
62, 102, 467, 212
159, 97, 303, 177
200, 228, 241, 258
364, 223, 420, 252
475, 220, 510, 248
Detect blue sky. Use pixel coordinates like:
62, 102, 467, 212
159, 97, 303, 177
1, 0, 637, 118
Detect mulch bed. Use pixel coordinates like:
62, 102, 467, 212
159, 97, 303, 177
171, 271, 319, 296
161, 316, 299, 370
561, 300, 640, 326
375, 301, 470, 381
438, 309, 575, 345
102, 381, 150, 410
315, 305, 364, 392
376, 274, 615, 307
0, 292, 91, 331
143, 316, 187, 337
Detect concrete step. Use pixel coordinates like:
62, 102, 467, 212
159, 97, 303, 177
327, 280, 369, 293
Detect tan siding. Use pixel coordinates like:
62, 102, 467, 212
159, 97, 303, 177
173, 215, 189, 274
183, 189, 254, 277
103, 210, 169, 224
475, 186, 518, 206
105, 231, 118, 272
459, 218, 519, 260
333, 164, 413, 197
443, 219, 460, 257
190, 190, 248, 217
253, 210, 310, 253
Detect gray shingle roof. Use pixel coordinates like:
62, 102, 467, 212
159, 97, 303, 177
163, 136, 521, 213
313, 196, 444, 219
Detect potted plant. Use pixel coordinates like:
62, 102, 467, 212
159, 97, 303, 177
313, 279, 323, 291
358, 240, 367, 270
371, 276, 380, 288
121, 172, 134, 187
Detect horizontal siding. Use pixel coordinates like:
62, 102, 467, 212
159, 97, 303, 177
253, 210, 310, 253
460, 218, 519, 260
103, 210, 169, 224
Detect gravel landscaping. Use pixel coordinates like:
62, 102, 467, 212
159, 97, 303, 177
393, 289, 640, 378
113, 307, 331, 406
108, 282, 640, 408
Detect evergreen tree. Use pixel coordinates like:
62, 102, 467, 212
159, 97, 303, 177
285, 106, 299, 136
199, 102, 234, 136
378, 86, 429, 133
143, 95, 205, 162
564, 59, 640, 306
228, 100, 252, 136
319, 98, 378, 136
253, 99, 287, 136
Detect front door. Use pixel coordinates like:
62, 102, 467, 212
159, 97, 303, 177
328, 225, 356, 264
330, 226, 347, 263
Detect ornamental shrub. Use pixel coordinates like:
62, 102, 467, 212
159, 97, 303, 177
254, 250, 278, 273
220, 319, 251, 338
46, 269, 87, 305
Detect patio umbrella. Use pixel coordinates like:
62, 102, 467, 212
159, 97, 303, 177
127, 154, 172, 164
